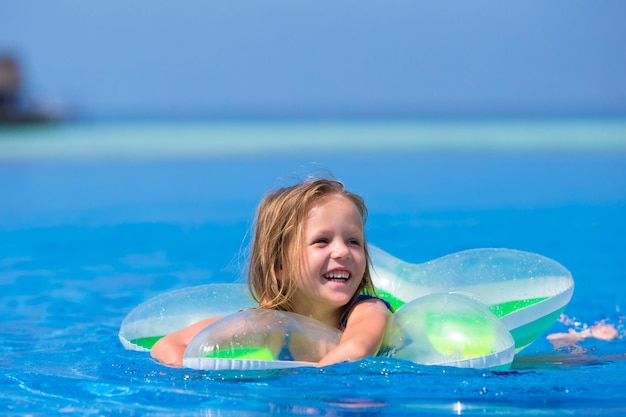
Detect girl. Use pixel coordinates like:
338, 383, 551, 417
151, 178, 391, 367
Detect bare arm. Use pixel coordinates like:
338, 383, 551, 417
150, 316, 222, 367
316, 299, 389, 367
547, 323, 618, 349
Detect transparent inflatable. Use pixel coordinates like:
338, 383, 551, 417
379, 293, 514, 369
120, 245, 574, 370
183, 309, 342, 370
369, 246, 575, 352
119, 283, 251, 352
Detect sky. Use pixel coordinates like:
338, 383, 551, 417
2, 1, 626, 120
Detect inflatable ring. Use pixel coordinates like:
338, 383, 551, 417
184, 309, 342, 370
369, 246, 575, 353
119, 245, 574, 370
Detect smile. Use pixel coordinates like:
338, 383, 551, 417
324, 270, 350, 281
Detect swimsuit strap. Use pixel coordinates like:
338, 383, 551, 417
355, 294, 393, 311
342, 294, 393, 328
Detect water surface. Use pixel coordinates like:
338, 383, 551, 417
1, 120, 625, 415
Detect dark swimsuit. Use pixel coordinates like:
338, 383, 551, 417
342, 294, 393, 328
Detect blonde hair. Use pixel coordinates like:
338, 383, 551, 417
248, 178, 377, 327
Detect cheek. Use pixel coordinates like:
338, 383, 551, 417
356, 250, 367, 267
304, 247, 324, 265
300, 249, 319, 276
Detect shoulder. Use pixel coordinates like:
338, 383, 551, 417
354, 294, 393, 312
342, 295, 391, 329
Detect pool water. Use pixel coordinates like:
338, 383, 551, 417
1, 120, 625, 415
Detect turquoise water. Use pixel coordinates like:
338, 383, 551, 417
1, 120, 625, 415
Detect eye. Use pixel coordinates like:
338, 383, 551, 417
312, 237, 329, 245
348, 238, 362, 246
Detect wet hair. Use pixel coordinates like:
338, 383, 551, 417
248, 178, 377, 327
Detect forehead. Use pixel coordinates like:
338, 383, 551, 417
305, 194, 362, 221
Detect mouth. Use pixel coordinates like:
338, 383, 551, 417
323, 270, 350, 282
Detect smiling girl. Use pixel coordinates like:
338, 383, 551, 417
151, 178, 391, 367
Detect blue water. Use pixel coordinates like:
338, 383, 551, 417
1, 121, 626, 415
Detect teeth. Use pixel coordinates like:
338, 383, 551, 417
324, 271, 350, 279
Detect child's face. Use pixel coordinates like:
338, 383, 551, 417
292, 194, 366, 325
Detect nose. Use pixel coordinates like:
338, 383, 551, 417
331, 241, 351, 260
